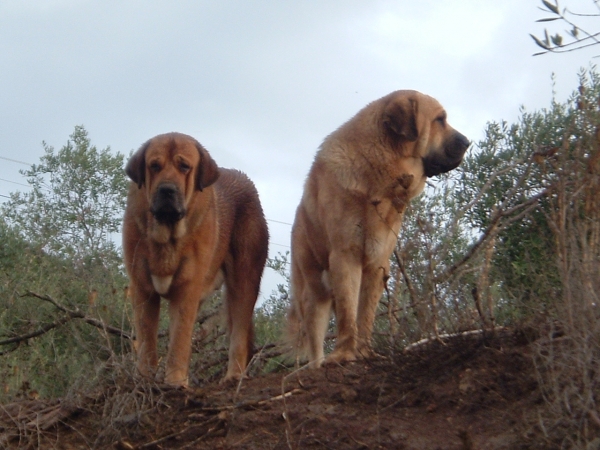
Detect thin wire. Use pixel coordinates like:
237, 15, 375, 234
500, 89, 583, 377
0, 177, 30, 188
267, 218, 293, 226
0, 163, 296, 246
0, 156, 31, 166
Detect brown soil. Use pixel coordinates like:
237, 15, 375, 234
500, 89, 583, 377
0, 329, 543, 449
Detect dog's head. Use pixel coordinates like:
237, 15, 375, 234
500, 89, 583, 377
382, 90, 470, 177
126, 133, 220, 224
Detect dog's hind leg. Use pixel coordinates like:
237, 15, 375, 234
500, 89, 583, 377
303, 280, 332, 368
289, 240, 333, 368
223, 280, 258, 381
223, 210, 269, 382
223, 242, 267, 381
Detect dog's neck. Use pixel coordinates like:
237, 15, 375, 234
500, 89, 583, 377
141, 190, 216, 283
144, 217, 186, 278
148, 216, 188, 245
144, 198, 213, 276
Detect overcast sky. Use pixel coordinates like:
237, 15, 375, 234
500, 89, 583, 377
0, 0, 597, 301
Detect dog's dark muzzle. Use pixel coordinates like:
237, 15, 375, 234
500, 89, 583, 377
422, 132, 470, 177
150, 182, 186, 224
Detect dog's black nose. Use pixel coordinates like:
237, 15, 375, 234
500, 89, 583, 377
157, 183, 178, 198
445, 132, 470, 160
422, 131, 470, 177
457, 133, 470, 149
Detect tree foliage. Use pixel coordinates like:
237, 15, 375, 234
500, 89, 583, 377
404, 68, 600, 446
456, 68, 600, 314
1, 125, 128, 265
0, 126, 130, 400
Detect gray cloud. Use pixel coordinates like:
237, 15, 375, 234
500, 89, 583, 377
1, 0, 596, 300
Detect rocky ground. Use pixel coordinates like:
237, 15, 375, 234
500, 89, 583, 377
0, 329, 546, 449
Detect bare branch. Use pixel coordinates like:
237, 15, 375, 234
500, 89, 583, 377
0, 315, 73, 346
0, 292, 133, 346
439, 189, 549, 283
448, 160, 524, 238
393, 250, 418, 309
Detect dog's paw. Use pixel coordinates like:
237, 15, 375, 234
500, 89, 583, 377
220, 372, 250, 387
323, 349, 357, 367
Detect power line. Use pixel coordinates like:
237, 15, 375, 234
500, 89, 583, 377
0, 177, 30, 188
0, 156, 31, 166
0, 162, 295, 242
267, 218, 293, 226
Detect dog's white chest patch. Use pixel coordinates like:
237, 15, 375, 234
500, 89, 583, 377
151, 275, 173, 295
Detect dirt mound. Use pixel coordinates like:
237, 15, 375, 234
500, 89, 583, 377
1, 329, 541, 449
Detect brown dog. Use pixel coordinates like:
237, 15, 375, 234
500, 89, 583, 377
288, 90, 470, 367
123, 132, 269, 387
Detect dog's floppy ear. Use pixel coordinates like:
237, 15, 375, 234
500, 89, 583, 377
384, 97, 419, 142
195, 142, 220, 191
125, 141, 149, 189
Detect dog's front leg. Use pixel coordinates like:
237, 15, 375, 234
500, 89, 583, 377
165, 291, 203, 387
131, 285, 161, 379
325, 250, 362, 365
356, 263, 389, 357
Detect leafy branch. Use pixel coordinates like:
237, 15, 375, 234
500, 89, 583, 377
531, 0, 600, 55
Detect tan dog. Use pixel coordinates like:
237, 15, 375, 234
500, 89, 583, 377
123, 132, 269, 387
288, 90, 470, 367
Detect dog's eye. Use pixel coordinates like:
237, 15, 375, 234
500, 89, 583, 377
149, 162, 162, 173
435, 114, 446, 126
179, 162, 191, 173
